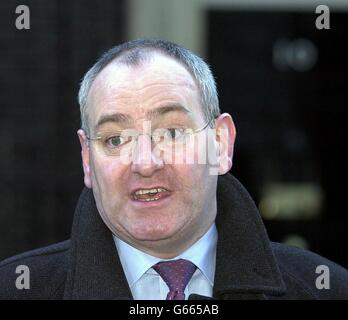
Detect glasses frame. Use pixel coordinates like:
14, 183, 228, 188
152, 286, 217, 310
85, 117, 215, 144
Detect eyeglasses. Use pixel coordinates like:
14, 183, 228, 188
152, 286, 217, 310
86, 118, 214, 157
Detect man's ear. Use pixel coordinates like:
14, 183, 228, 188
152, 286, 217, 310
77, 129, 92, 188
214, 113, 236, 175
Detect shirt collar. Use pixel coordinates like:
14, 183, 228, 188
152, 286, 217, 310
113, 223, 217, 287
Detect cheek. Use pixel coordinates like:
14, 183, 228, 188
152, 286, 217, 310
175, 164, 209, 202
90, 155, 125, 199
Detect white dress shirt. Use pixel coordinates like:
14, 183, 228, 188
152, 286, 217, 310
113, 223, 218, 300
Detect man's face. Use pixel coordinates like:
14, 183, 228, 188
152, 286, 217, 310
78, 53, 235, 257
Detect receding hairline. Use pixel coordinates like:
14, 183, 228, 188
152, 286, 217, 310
88, 49, 199, 93
85, 50, 201, 113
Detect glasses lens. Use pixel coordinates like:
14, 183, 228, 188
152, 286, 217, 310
94, 121, 210, 157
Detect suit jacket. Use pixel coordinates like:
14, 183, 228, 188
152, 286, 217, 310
0, 174, 347, 299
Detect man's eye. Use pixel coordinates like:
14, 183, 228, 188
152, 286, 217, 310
105, 136, 125, 148
165, 128, 186, 140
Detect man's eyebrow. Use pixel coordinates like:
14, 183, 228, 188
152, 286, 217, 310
96, 113, 133, 129
95, 104, 192, 129
146, 104, 192, 119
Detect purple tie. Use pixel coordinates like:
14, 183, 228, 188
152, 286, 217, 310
153, 259, 197, 300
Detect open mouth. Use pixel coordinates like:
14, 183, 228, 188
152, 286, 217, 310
132, 188, 169, 202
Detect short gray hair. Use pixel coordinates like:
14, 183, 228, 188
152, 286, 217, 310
78, 38, 220, 134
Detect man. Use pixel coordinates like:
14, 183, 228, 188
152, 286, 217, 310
0, 39, 347, 300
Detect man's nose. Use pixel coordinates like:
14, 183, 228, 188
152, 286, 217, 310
131, 134, 164, 176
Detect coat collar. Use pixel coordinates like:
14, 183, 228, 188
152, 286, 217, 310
63, 173, 286, 300
214, 174, 286, 299
63, 186, 133, 300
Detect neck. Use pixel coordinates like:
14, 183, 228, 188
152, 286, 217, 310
120, 217, 215, 259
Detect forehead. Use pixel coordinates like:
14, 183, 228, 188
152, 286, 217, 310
86, 53, 203, 126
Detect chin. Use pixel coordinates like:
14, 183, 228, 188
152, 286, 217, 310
129, 223, 179, 242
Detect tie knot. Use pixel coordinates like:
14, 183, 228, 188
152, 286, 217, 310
153, 259, 197, 300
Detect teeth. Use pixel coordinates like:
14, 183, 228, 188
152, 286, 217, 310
134, 188, 167, 195
132, 187, 168, 202
142, 197, 160, 202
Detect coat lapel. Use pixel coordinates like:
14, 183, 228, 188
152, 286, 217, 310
63, 187, 133, 299
214, 174, 286, 299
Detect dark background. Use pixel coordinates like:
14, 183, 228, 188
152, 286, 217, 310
0, 1, 347, 268
208, 10, 348, 268
0, 0, 125, 258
